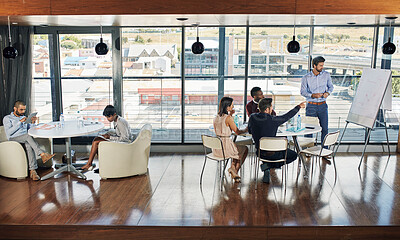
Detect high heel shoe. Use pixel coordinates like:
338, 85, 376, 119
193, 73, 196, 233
228, 168, 241, 182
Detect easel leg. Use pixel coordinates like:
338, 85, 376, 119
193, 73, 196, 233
334, 122, 348, 156
358, 128, 372, 169
384, 121, 391, 156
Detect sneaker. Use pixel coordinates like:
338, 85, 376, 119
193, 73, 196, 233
41, 153, 55, 164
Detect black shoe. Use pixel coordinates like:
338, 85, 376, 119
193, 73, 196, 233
94, 168, 99, 174
262, 170, 270, 183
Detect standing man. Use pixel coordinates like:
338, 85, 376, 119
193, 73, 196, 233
3, 100, 55, 180
246, 87, 276, 117
300, 56, 334, 150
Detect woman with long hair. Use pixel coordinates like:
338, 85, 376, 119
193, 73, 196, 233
213, 97, 248, 182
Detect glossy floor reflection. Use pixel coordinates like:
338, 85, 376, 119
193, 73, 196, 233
0, 152, 399, 227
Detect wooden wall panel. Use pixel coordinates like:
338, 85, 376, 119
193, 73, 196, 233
296, 0, 400, 14
0, 0, 50, 15
49, 0, 295, 15
1, 0, 400, 16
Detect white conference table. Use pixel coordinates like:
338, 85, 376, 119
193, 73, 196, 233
235, 123, 322, 176
28, 120, 104, 180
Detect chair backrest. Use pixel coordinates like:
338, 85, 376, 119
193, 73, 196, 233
131, 124, 152, 156
259, 137, 288, 151
322, 130, 340, 147
0, 126, 8, 142
302, 116, 319, 125
201, 135, 223, 150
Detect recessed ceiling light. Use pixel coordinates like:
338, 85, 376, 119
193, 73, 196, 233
347, 22, 356, 25
176, 17, 189, 21
39, 24, 49, 27
11, 22, 18, 25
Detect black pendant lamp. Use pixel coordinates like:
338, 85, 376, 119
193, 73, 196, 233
95, 23, 109, 55
287, 15, 300, 53
191, 24, 204, 54
3, 16, 18, 59
382, 17, 397, 55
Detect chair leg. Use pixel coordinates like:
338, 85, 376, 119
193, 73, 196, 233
200, 157, 207, 186
255, 158, 260, 190
332, 155, 338, 182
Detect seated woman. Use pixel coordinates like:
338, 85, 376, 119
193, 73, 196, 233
213, 97, 248, 182
81, 105, 133, 171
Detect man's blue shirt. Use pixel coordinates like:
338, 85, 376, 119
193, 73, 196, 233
300, 70, 334, 102
2, 112, 31, 140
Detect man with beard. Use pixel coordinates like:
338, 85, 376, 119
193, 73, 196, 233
300, 56, 334, 162
246, 87, 276, 117
3, 100, 55, 180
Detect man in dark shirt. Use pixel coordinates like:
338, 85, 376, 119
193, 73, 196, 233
246, 87, 276, 117
248, 98, 306, 183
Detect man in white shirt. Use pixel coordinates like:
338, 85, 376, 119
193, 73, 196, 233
2, 100, 55, 180
81, 105, 133, 171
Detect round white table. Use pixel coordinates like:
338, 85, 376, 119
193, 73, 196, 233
28, 120, 104, 180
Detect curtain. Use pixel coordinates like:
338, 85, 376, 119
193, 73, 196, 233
0, 26, 33, 125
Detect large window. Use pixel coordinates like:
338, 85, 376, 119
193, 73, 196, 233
33, 24, 400, 144
59, 34, 113, 128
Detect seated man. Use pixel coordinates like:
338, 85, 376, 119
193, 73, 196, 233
81, 105, 133, 171
246, 87, 276, 117
248, 98, 306, 183
2, 100, 55, 180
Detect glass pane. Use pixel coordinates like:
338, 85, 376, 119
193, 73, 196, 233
59, 34, 112, 77
122, 28, 181, 77
249, 27, 310, 76
32, 34, 52, 123
59, 34, 113, 128
225, 27, 247, 76
184, 78, 218, 142
185, 27, 219, 76
123, 78, 182, 142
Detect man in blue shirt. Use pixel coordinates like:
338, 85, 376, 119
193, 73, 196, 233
2, 100, 55, 180
248, 98, 306, 183
300, 56, 334, 152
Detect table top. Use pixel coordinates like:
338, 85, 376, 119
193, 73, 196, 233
238, 123, 321, 137
28, 120, 104, 138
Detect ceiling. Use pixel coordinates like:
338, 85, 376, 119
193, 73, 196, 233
1, 14, 400, 27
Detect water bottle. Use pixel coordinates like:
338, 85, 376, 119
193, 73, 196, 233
60, 113, 65, 128
234, 115, 239, 127
296, 114, 301, 131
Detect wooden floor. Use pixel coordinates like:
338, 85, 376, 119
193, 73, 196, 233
1, 152, 400, 239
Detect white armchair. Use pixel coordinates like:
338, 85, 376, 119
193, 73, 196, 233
0, 126, 53, 179
0, 126, 28, 179
98, 124, 152, 179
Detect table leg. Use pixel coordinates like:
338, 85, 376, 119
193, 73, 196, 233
41, 137, 87, 180
292, 136, 309, 178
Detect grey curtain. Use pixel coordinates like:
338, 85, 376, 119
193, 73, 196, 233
0, 26, 33, 125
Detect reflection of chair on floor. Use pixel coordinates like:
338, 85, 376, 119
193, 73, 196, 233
300, 131, 340, 179
98, 124, 152, 180
201, 135, 231, 191
0, 126, 53, 179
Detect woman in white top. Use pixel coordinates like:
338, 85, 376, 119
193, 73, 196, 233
213, 97, 248, 182
81, 105, 133, 170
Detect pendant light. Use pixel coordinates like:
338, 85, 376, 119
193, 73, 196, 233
382, 17, 397, 55
191, 24, 204, 54
95, 23, 109, 55
287, 15, 300, 53
3, 16, 18, 59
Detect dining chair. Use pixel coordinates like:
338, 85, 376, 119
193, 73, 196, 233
299, 130, 340, 179
256, 137, 288, 190
201, 135, 231, 191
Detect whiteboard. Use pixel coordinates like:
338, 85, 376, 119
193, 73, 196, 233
347, 68, 392, 129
